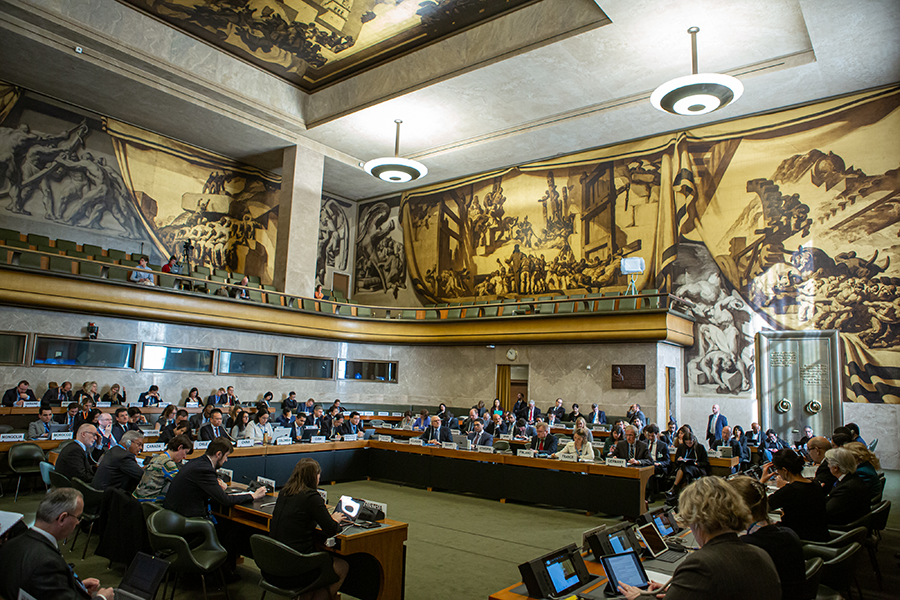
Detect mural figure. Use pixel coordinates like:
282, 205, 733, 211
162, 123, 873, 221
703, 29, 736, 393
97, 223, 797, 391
356, 201, 406, 298
316, 197, 351, 286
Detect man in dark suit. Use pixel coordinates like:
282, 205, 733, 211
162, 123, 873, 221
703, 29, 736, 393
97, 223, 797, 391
163, 438, 266, 518
0, 487, 115, 600
467, 419, 493, 447
524, 399, 541, 424
610, 425, 650, 465
460, 408, 480, 433
137, 385, 161, 406
547, 398, 566, 421
92, 430, 145, 493
545, 411, 563, 428
587, 403, 607, 425
55, 425, 99, 483
189, 404, 214, 430
529, 422, 557, 454
28, 405, 55, 440
485, 413, 507, 436
56, 401, 81, 431
2, 379, 38, 406
159, 419, 191, 444
706, 404, 728, 447
282, 391, 299, 412
807, 436, 836, 489
199, 408, 231, 441
760, 429, 788, 462
420, 415, 452, 445
511, 418, 537, 439
206, 387, 227, 406
339, 411, 364, 436
824, 447, 871, 526
42, 381, 73, 406
640, 424, 671, 495
625, 404, 646, 428
110, 407, 139, 442
714, 426, 743, 471
512, 393, 527, 419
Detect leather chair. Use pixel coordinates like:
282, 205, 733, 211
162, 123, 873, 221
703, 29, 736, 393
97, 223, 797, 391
8, 442, 45, 501
802, 541, 863, 599
48, 469, 72, 490
800, 526, 866, 549
249, 533, 339, 600
70, 478, 104, 559
147, 509, 230, 600
39, 460, 55, 491
493, 440, 511, 452
803, 557, 823, 600
863, 500, 891, 588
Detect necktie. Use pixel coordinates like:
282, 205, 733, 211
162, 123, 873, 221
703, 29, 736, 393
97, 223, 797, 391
650, 442, 656, 460
629, 444, 634, 459
475, 433, 481, 446
539, 439, 544, 451
215, 426, 220, 437
44, 423, 50, 434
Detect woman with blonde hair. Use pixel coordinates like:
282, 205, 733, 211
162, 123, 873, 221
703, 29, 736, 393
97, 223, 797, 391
552, 427, 594, 461
618, 477, 781, 599
269, 458, 349, 599
573, 416, 594, 443
843, 441, 880, 492
101, 383, 126, 405
73, 381, 100, 404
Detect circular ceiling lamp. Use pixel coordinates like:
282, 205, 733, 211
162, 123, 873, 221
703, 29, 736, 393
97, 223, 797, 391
650, 27, 743, 116
363, 120, 428, 183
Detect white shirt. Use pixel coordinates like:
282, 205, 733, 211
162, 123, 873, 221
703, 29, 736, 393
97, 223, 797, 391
247, 421, 274, 442
31, 525, 59, 549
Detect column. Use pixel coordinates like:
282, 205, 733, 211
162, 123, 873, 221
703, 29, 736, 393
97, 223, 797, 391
274, 145, 324, 296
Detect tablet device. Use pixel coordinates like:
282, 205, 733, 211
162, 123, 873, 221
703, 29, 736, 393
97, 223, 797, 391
637, 523, 684, 562
115, 552, 169, 600
600, 550, 650, 593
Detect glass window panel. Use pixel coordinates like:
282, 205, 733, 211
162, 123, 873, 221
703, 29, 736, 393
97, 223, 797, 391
283, 356, 334, 380
0, 333, 27, 364
218, 350, 277, 377
33, 337, 135, 369
337, 360, 397, 383
142, 345, 213, 373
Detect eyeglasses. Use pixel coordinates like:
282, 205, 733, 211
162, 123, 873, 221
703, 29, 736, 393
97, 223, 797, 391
65, 512, 83, 523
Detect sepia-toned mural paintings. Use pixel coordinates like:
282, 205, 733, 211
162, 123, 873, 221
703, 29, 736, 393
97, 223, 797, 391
0, 82, 281, 282
316, 195, 354, 287
355, 197, 406, 298
118, 0, 536, 90
393, 86, 900, 403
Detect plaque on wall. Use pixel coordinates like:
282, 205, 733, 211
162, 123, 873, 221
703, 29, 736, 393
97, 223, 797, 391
611, 365, 645, 389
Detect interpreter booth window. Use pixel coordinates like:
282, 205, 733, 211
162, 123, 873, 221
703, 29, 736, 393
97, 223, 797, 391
337, 360, 398, 383
0, 332, 27, 365
142, 345, 213, 373
218, 350, 278, 377
283, 355, 334, 380
33, 336, 135, 369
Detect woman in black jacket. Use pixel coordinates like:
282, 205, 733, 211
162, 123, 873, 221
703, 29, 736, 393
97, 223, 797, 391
667, 431, 709, 499
268, 459, 349, 598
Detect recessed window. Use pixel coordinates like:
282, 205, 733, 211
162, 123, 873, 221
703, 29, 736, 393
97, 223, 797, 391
0, 333, 27, 365
337, 360, 397, 383
283, 355, 334, 380
218, 350, 278, 377
142, 345, 213, 373
33, 336, 135, 369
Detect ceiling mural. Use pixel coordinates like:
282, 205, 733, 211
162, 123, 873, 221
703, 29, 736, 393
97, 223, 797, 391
119, 0, 540, 90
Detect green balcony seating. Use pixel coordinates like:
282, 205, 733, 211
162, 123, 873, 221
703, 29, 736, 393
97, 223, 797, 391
107, 249, 127, 261
66, 250, 89, 258
400, 309, 417, 319
36, 244, 57, 254
159, 274, 177, 288
4, 240, 29, 249
482, 305, 499, 317
82, 244, 102, 257
301, 299, 316, 311
55, 239, 77, 252
0, 228, 19, 241
213, 268, 229, 278
596, 292, 619, 311
27, 234, 50, 247
193, 265, 211, 276
536, 296, 554, 315
48, 256, 73, 274
265, 292, 282, 306
94, 255, 114, 263
447, 308, 462, 318
338, 304, 352, 315
79, 262, 104, 278
641, 289, 661, 309
247, 275, 260, 285
120, 259, 138, 267
107, 266, 130, 282
248, 289, 263, 302
357, 307, 372, 317
18, 252, 42, 269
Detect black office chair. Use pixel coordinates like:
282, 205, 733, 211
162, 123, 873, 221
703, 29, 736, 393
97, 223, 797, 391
803, 557, 823, 600
48, 469, 73, 490
8, 442, 45, 501
70, 478, 103, 559
863, 500, 891, 588
249, 534, 339, 600
803, 541, 863, 599
147, 509, 230, 600
493, 440, 511, 452
800, 526, 866, 549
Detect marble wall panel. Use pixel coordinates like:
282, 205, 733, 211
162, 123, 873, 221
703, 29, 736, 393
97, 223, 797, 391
844, 403, 899, 470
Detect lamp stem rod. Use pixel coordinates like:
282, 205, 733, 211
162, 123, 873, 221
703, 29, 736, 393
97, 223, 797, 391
394, 119, 402, 157
688, 26, 699, 74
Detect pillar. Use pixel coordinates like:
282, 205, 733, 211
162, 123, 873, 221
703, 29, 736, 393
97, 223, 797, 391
274, 145, 324, 296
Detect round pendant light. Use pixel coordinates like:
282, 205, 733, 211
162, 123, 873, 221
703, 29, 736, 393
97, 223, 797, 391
650, 27, 743, 116
363, 120, 428, 182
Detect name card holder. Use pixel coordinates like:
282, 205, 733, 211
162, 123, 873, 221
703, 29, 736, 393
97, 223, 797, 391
377, 435, 392, 443
343, 434, 358, 442
363, 499, 388, 518
377, 411, 389, 416
257, 476, 276, 491
450, 429, 461, 435
362, 411, 375, 417
143, 443, 165, 452
391, 412, 403, 417
409, 438, 423, 446
441, 441, 458, 450
0, 433, 25, 442
559, 453, 577, 462
276, 437, 292, 445
499, 434, 512, 440
236, 439, 254, 448
217, 468, 233, 483
592, 426, 603, 432
186, 402, 199, 408
310, 436, 326, 444
159, 402, 171, 408
606, 457, 626, 467
52, 432, 73, 440
128, 402, 141, 408
194, 441, 211, 450
23, 401, 41, 408
477, 445, 494, 454
93, 401, 111, 408
517, 449, 535, 458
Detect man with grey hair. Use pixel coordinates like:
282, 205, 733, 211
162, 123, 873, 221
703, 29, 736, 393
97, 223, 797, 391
824, 446, 870, 526
609, 425, 650, 465
92, 429, 145, 492
0, 487, 114, 599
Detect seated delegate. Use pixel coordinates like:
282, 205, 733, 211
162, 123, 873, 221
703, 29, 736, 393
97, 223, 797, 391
761, 448, 829, 542
551, 427, 593, 460
133, 434, 194, 503
824, 447, 871, 526
617, 477, 781, 600
529, 422, 557, 454
420, 415, 452, 445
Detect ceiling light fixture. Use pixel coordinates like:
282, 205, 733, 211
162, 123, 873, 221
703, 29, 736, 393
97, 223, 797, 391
650, 27, 743, 116
363, 119, 428, 183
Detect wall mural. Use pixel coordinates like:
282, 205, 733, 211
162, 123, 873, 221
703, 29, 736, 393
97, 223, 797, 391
316, 194, 353, 287
390, 86, 900, 403
118, 0, 538, 91
355, 196, 406, 298
0, 82, 281, 282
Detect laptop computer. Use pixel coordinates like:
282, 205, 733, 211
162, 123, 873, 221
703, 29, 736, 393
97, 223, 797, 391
451, 433, 470, 449
718, 445, 733, 458
637, 523, 686, 563
271, 426, 291, 440
332, 495, 362, 522
113, 552, 169, 600
48, 423, 68, 433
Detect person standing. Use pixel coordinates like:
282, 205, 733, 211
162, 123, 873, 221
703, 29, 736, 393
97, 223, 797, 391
706, 404, 728, 448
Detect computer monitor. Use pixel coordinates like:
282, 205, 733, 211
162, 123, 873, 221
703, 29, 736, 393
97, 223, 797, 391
585, 522, 640, 558
718, 445, 733, 458
48, 423, 68, 433
652, 511, 675, 537
518, 543, 593, 599
664, 508, 685, 534
271, 426, 291, 440
599, 551, 650, 594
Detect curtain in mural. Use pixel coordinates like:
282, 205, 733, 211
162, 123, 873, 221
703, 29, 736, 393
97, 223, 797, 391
398, 86, 900, 403
104, 119, 281, 281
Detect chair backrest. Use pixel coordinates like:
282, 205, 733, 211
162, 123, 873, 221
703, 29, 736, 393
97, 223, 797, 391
8, 443, 46, 470
869, 500, 890, 532
249, 534, 337, 583
39, 461, 55, 486
804, 557, 823, 600
493, 440, 510, 451
147, 510, 195, 570
71, 478, 104, 514
48, 470, 72, 489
